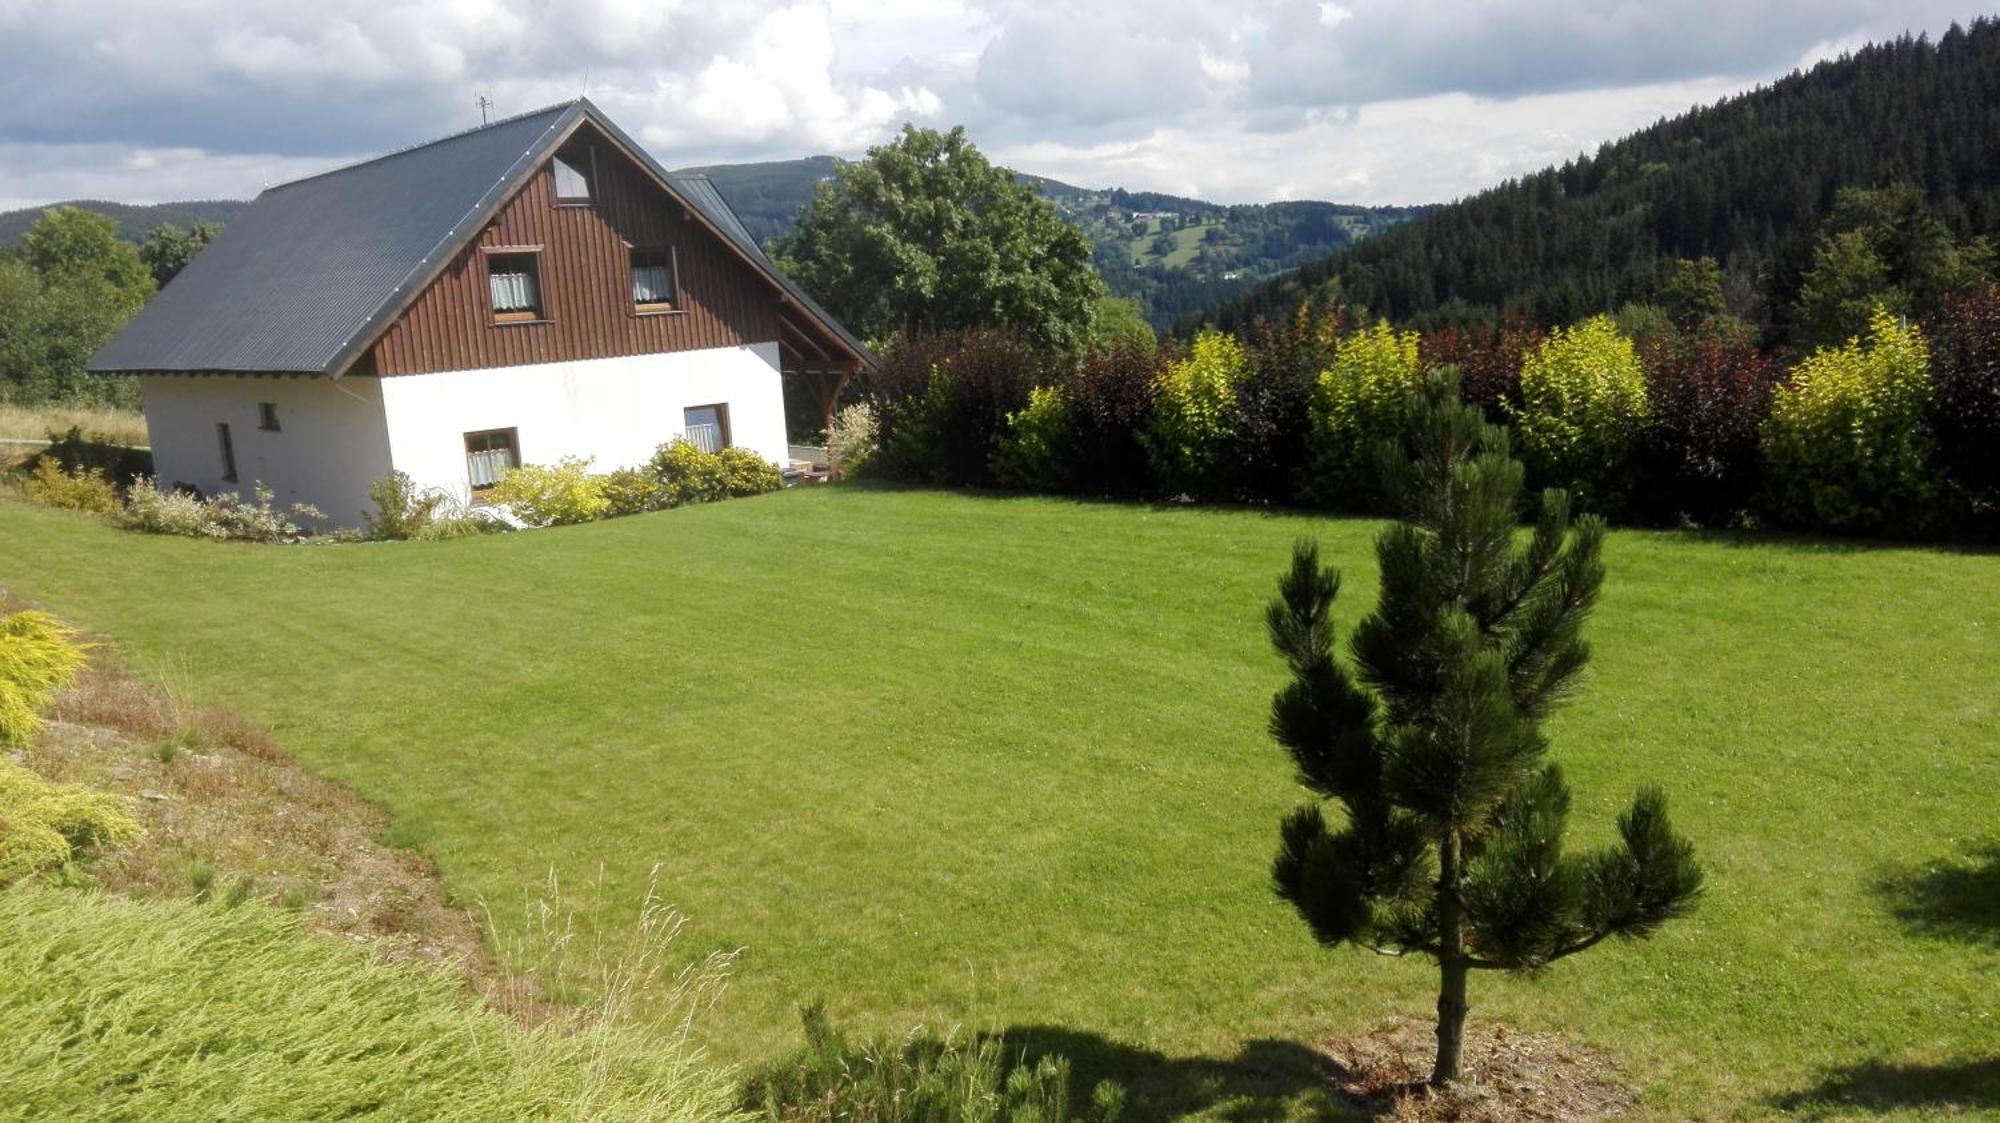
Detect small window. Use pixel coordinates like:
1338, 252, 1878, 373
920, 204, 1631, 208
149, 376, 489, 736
552, 148, 594, 202
258, 402, 280, 431
631, 248, 676, 312
464, 428, 520, 492
682, 404, 729, 453
486, 253, 543, 323
216, 422, 237, 482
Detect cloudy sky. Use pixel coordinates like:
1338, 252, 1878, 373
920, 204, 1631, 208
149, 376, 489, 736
0, 1, 1981, 212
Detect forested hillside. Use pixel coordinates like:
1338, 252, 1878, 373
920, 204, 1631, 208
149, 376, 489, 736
0, 199, 245, 247
1201, 20, 2000, 343
684, 157, 1420, 329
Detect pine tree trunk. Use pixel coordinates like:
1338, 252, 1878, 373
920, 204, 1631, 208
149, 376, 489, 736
1432, 831, 1469, 1088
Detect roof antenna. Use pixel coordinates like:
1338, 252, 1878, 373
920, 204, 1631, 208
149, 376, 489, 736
476, 93, 494, 125
579, 68, 590, 100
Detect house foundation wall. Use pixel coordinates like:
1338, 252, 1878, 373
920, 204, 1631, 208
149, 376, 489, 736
137, 373, 395, 528
377, 341, 789, 510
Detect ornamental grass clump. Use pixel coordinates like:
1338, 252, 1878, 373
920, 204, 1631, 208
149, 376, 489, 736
1762, 306, 1938, 535
365, 471, 498, 541
746, 1004, 1124, 1123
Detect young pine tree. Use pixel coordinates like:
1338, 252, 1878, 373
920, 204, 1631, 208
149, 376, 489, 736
1266, 369, 1702, 1087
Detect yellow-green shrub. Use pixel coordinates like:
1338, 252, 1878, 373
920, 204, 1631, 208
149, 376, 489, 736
1142, 330, 1245, 496
990, 384, 1076, 492
649, 440, 729, 506
1302, 321, 1423, 506
600, 466, 668, 517
1762, 307, 1939, 534
488, 457, 610, 527
20, 457, 119, 513
1512, 314, 1649, 510
717, 447, 783, 497
0, 610, 87, 746
0, 761, 140, 883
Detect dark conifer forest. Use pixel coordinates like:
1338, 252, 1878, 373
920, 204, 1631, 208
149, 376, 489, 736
1198, 20, 2000, 344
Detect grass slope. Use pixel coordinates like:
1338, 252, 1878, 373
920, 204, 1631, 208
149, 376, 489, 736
0, 490, 1995, 1118
0, 887, 738, 1122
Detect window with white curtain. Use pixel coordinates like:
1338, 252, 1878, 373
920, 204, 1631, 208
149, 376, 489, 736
630, 248, 675, 310
486, 253, 542, 322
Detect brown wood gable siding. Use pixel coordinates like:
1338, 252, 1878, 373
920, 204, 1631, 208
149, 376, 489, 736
370, 137, 780, 376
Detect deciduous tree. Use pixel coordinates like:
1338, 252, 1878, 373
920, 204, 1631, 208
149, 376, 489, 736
773, 126, 1103, 354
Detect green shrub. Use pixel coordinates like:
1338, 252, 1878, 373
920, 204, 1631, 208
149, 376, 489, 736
746, 1004, 1123, 1123
1301, 321, 1423, 506
877, 364, 958, 484
488, 457, 611, 527
601, 466, 669, 517
1512, 314, 1650, 511
1762, 306, 1940, 534
1142, 330, 1245, 497
0, 887, 742, 1121
0, 760, 140, 883
120, 479, 325, 542
717, 448, 783, 497
827, 402, 877, 480
990, 385, 1077, 492
650, 440, 729, 507
20, 456, 119, 513
0, 609, 88, 746
119, 478, 212, 537
365, 471, 495, 541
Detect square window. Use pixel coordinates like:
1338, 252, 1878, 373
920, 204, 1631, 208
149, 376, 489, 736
464, 428, 520, 491
552, 147, 593, 202
486, 253, 543, 323
682, 404, 729, 453
631, 248, 675, 311
258, 402, 280, 431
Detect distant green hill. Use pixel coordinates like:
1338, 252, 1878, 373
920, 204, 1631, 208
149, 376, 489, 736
0, 199, 247, 246
683, 158, 1424, 329
3, 161, 1421, 333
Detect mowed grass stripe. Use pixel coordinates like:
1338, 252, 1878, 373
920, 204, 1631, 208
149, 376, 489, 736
0, 489, 1994, 1117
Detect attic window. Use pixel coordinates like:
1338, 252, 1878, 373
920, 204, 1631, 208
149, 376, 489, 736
631, 248, 676, 312
552, 147, 594, 202
486, 252, 543, 323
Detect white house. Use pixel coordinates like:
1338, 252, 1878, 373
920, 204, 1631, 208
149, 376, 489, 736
90, 99, 869, 528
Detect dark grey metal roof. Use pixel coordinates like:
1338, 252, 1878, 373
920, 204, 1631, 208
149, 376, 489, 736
91, 99, 871, 375
90, 104, 574, 374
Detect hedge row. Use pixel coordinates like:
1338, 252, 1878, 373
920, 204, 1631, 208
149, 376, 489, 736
855, 288, 2000, 539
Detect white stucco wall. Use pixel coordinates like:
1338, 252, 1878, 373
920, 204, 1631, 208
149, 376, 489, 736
377, 342, 788, 506
138, 374, 394, 527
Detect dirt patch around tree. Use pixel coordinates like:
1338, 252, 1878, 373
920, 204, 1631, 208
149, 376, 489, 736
1323, 1017, 1637, 1122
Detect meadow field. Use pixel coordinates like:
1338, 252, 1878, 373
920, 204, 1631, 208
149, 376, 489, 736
0, 488, 1994, 1118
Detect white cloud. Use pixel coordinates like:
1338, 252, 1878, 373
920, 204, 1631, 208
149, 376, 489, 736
0, 0, 1980, 209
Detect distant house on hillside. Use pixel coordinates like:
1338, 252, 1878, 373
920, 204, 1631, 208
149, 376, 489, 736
90, 99, 869, 528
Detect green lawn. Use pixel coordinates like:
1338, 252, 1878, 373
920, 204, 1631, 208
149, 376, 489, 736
1, 489, 1996, 1119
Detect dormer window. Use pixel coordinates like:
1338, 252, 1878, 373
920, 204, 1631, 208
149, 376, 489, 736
552, 147, 594, 203
631, 248, 676, 313
486, 251, 544, 323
